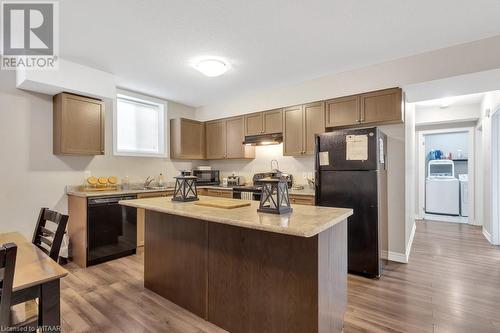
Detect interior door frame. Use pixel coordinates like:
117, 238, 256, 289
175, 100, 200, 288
491, 108, 500, 244
417, 126, 475, 224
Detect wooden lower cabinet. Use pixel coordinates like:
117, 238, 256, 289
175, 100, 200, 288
198, 188, 233, 198
290, 194, 315, 206
136, 191, 173, 246
144, 211, 348, 333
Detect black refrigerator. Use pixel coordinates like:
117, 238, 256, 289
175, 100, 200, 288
315, 127, 388, 278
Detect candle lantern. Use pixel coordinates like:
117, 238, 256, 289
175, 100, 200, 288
257, 178, 292, 214
172, 173, 199, 202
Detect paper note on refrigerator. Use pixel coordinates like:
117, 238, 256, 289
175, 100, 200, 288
346, 134, 368, 161
319, 151, 329, 166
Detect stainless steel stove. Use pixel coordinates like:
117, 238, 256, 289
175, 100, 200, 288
232, 172, 293, 201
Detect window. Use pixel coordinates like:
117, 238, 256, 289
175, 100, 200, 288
114, 94, 165, 157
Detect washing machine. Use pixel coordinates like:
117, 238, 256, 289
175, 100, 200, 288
425, 160, 460, 216
459, 174, 469, 217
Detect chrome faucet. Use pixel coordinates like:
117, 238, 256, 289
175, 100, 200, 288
271, 159, 280, 172
144, 176, 154, 188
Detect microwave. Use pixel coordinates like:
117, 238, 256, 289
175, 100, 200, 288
192, 170, 220, 185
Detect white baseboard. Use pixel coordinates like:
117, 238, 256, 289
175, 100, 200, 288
388, 251, 408, 263
387, 222, 416, 264
483, 227, 493, 243
424, 213, 467, 224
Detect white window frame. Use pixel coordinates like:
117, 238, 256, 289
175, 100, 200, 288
113, 93, 166, 158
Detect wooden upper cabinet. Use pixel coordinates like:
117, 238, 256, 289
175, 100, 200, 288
263, 109, 283, 134
283, 105, 304, 156
244, 113, 263, 136
325, 95, 360, 128
206, 120, 227, 159
226, 116, 255, 159
360, 88, 403, 124
303, 101, 325, 154
244, 109, 283, 136
170, 118, 206, 160
283, 102, 325, 156
53, 92, 105, 155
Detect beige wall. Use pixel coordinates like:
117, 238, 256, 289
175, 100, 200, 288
0, 71, 196, 239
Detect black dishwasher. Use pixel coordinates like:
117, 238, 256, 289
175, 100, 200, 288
87, 195, 137, 266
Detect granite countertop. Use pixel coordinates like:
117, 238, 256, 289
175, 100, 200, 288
120, 196, 352, 237
66, 184, 314, 198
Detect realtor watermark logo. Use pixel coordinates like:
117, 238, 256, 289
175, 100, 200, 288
1, 1, 58, 70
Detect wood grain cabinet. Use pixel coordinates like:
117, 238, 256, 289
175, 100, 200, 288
244, 109, 283, 136
206, 120, 227, 159
283, 102, 325, 156
53, 92, 105, 155
326, 95, 360, 128
170, 118, 206, 160
137, 191, 173, 247
225, 116, 255, 159
289, 194, 315, 206
326, 88, 403, 128
360, 87, 403, 124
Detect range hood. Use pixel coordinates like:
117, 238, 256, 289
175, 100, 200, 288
242, 133, 283, 146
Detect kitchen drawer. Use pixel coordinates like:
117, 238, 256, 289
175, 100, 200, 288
289, 194, 315, 206
206, 189, 233, 198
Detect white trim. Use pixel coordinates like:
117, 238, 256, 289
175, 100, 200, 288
388, 222, 416, 264
491, 108, 500, 244
483, 227, 492, 243
423, 214, 467, 224
388, 251, 408, 263
416, 126, 475, 224
113, 92, 167, 158
415, 118, 479, 127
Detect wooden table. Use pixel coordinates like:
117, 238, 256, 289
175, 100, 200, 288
0, 232, 68, 332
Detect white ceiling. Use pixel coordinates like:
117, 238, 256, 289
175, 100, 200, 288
415, 92, 486, 110
60, 0, 500, 107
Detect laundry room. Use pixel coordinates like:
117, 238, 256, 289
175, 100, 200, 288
413, 93, 483, 224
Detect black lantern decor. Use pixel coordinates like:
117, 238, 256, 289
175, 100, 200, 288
257, 178, 292, 214
172, 172, 199, 202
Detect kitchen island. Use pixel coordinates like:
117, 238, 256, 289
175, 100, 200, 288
120, 196, 352, 333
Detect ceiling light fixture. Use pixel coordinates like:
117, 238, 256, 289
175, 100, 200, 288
194, 59, 228, 77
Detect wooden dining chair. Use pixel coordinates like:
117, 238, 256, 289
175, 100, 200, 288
0, 242, 38, 330
32, 208, 69, 262
0, 243, 17, 329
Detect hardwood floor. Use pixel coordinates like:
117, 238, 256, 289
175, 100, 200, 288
61, 220, 500, 332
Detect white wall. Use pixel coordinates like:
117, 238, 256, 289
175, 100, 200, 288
480, 91, 500, 242
0, 71, 196, 239
415, 103, 481, 125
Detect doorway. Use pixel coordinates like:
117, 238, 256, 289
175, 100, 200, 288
417, 127, 474, 224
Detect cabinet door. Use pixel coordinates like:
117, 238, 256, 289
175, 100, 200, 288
360, 88, 402, 124
263, 109, 283, 134
245, 113, 263, 136
206, 120, 227, 159
304, 101, 325, 155
226, 116, 255, 159
283, 105, 304, 156
325, 95, 360, 128
56, 93, 105, 155
170, 118, 206, 159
